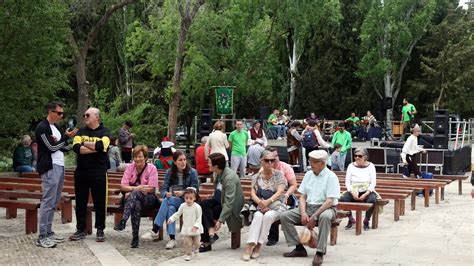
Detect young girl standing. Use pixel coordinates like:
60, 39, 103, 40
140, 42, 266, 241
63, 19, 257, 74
168, 187, 203, 261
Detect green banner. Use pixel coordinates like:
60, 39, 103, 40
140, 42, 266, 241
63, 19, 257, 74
215, 86, 234, 115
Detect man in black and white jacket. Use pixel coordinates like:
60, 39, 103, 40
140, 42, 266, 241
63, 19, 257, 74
35, 102, 77, 248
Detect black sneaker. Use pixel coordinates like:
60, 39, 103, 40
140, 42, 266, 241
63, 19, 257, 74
69, 230, 86, 241
345, 220, 355, 230
209, 234, 219, 244
114, 219, 126, 232
131, 236, 139, 248
364, 222, 370, 231
266, 239, 278, 246
199, 243, 212, 253
96, 229, 105, 242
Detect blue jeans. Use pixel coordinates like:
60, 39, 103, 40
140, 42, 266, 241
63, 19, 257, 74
15, 165, 34, 173
153, 196, 183, 236
270, 125, 285, 138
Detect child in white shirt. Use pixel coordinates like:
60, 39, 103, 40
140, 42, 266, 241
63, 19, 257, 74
168, 187, 203, 261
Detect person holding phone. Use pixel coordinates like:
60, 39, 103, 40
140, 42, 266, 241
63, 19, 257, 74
141, 150, 199, 249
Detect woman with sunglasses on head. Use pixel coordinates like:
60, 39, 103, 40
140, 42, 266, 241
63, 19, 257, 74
242, 150, 287, 261
340, 147, 377, 231
140, 150, 199, 249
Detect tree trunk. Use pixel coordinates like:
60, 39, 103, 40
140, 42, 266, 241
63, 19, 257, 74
167, 0, 204, 143
167, 22, 187, 143
288, 41, 297, 114
76, 56, 89, 127
384, 72, 393, 134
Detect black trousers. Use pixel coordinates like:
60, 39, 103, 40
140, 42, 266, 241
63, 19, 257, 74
405, 153, 420, 177
75, 175, 107, 231
304, 146, 318, 166
200, 198, 222, 243
340, 191, 377, 221
121, 151, 132, 163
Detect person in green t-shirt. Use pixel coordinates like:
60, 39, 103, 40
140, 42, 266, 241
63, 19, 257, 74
267, 109, 285, 139
401, 98, 417, 140
345, 112, 360, 138
331, 122, 352, 171
228, 120, 249, 178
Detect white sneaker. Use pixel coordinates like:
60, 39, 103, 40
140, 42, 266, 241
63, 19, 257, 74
402, 175, 409, 179
184, 255, 191, 261
193, 249, 199, 256
166, 239, 177, 249
141, 230, 159, 241
277, 137, 282, 140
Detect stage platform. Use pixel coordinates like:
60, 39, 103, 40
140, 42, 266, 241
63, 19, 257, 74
269, 139, 471, 175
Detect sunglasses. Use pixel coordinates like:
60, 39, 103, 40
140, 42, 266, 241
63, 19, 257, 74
354, 154, 364, 158
83, 113, 91, 118
51, 110, 64, 116
263, 159, 276, 163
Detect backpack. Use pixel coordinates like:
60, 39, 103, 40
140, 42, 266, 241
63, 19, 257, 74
302, 129, 318, 149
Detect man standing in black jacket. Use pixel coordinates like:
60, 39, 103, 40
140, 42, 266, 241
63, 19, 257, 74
69, 107, 110, 242
35, 102, 77, 248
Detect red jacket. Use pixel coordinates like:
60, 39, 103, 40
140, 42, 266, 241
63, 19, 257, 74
195, 144, 211, 175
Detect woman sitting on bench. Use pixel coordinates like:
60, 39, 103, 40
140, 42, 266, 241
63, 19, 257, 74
242, 150, 287, 261
340, 147, 377, 231
141, 150, 199, 250
114, 145, 160, 248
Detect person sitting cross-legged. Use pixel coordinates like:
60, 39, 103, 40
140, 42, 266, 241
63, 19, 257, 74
242, 150, 287, 261
280, 150, 340, 266
113, 145, 160, 248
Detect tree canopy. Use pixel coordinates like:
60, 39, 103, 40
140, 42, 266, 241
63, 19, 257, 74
0, 0, 472, 165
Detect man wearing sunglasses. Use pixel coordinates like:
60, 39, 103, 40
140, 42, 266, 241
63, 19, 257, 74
35, 102, 78, 248
70, 107, 111, 243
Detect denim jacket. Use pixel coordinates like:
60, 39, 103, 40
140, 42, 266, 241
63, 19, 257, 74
160, 168, 199, 198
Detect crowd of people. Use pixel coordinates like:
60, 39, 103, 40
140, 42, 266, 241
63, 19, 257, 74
15, 98, 442, 265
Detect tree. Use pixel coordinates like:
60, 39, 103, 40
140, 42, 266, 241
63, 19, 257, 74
167, 0, 204, 142
407, 4, 474, 117
276, 0, 341, 114
0, 0, 69, 154
358, 0, 436, 130
68, 0, 138, 126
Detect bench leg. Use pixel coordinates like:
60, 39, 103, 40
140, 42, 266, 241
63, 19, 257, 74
355, 211, 362, 235
25, 209, 38, 234
6, 208, 17, 219
86, 210, 93, 235
330, 225, 337, 246
441, 187, 445, 201
231, 230, 241, 249
458, 179, 462, 195
435, 188, 440, 204
411, 192, 416, 211
114, 213, 123, 225
61, 200, 72, 224
424, 189, 429, 208
158, 227, 164, 241
400, 200, 405, 216
394, 200, 400, 221
372, 204, 379, 229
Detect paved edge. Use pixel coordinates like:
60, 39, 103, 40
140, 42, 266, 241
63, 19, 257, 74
67, 223, 131, 266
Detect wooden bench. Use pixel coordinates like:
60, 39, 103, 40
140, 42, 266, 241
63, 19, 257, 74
0, 199, 40, 234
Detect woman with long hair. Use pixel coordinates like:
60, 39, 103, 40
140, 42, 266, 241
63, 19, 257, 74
141, 150, 199, 249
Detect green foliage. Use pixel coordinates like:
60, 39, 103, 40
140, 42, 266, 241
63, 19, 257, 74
0, 0, 70, 157
407, 5, 474, 117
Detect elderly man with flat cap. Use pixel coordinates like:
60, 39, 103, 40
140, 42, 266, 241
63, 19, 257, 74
280, 150, 340, 266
